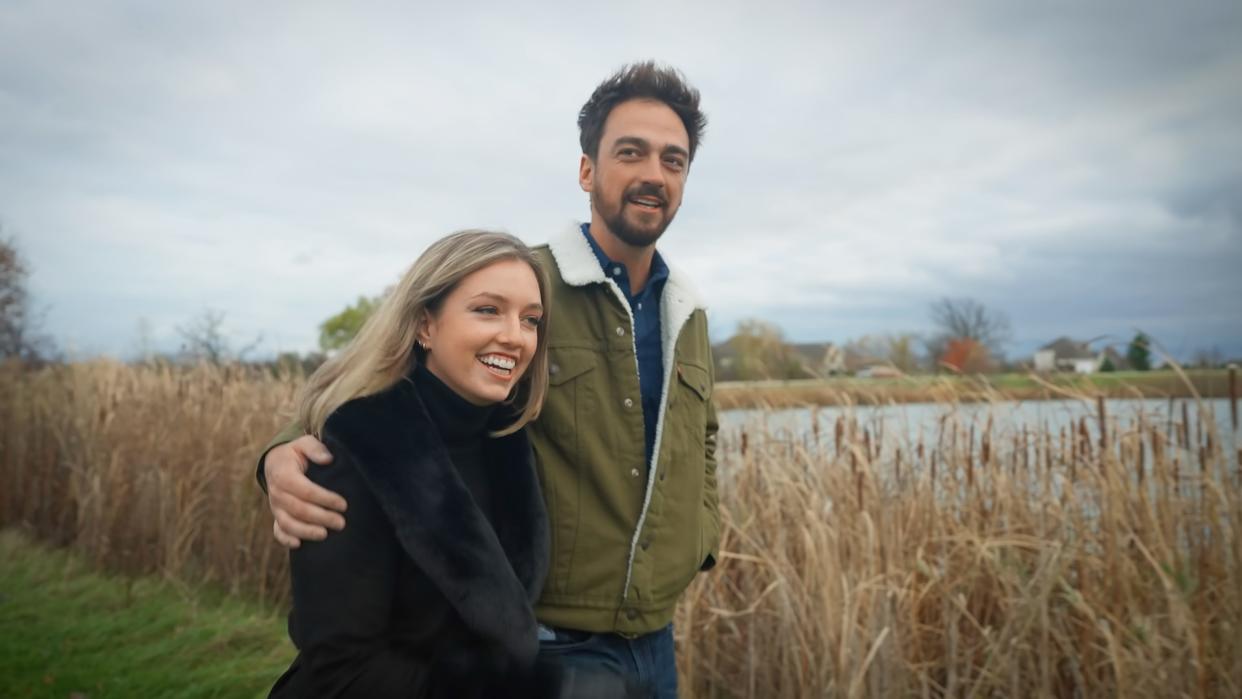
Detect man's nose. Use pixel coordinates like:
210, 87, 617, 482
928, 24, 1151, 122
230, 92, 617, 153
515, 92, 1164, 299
638, 154, 667, 186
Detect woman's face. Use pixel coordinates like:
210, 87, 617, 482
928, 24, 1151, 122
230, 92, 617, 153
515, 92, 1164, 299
420, 258, 543, 406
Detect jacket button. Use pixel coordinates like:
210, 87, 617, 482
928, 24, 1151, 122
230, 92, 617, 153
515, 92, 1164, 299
549, 363, 560, 375
623, 397, 634, 408
630, 468, 641, 478
625, 608, 639, 620
615, 326, 626, 337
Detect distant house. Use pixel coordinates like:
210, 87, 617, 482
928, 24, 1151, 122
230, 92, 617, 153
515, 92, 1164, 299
856, 364, 904, 379
713, 340, 845, 380
789, 342, 846, 377
1034, 337, 1116, 374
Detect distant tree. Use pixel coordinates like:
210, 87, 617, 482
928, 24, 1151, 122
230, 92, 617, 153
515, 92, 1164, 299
0, 234, 52, 362
1099, 356, 1116, 373
939, 337, 992, 374
1191, 346, 1223, 369
177, 309, 260, 364
843, 334, 887, 373
727, 318, 801, 380
841, 333, 924, 374
319, 295, 381, 352
1127, 332, 1152, 371
272, 350, 327, 375
885, 333, 923, 373
927, 297, 1012, 361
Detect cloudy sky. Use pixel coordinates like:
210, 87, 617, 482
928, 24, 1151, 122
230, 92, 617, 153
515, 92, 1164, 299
3, 0, 1240, 362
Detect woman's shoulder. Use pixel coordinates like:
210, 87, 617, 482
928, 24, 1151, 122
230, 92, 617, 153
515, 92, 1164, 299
321, 379, 424, 456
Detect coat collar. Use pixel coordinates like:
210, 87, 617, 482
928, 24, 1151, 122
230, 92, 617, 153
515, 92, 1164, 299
322, 377, 549, 664
546, 221, 707, 345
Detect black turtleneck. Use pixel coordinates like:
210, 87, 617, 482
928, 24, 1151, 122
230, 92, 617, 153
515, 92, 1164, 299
412, 365, 500, 525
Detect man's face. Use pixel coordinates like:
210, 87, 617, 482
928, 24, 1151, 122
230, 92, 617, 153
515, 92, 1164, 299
580, 98, 690, 248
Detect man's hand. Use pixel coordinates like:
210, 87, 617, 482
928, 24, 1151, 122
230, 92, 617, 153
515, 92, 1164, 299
265, 435, 347, 549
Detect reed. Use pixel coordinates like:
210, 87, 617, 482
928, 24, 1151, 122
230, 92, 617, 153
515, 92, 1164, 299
678, 394, 1241, 697
0, 359, 298, 604
2, 360, 1239, 696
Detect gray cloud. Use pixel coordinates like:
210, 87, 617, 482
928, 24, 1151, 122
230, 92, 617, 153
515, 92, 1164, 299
2, 0, 1240, 361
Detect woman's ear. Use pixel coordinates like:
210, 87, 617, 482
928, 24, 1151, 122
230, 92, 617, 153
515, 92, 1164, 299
416, 311, 433, 351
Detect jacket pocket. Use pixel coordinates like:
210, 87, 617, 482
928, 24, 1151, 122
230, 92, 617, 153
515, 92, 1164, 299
548, 351, 596, 386
676, 362, 711, 402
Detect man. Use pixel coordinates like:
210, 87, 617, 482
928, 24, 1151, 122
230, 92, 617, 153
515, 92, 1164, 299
260, 61, 718, 698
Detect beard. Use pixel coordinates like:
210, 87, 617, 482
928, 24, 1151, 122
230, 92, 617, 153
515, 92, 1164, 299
591, 183, 678, 248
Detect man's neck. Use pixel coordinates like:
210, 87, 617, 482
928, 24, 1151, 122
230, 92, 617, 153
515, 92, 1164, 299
588, 217, 656, 295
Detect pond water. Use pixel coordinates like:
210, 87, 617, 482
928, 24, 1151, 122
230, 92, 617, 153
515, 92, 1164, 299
718, 398, 1239, 456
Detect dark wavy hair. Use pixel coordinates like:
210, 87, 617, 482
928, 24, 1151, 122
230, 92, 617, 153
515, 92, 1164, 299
577, 61, 707, 163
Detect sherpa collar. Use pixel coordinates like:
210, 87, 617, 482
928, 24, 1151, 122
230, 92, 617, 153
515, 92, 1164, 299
321, 377, 549, 664
545, 221, 707, 349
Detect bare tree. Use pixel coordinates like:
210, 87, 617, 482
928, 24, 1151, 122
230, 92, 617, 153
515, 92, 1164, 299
177, 309, 262, 364
927, 297, 1012, 360
0, 234, 52, 362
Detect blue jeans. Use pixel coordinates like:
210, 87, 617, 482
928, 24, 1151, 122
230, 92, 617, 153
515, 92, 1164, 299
538, 623, 678, 699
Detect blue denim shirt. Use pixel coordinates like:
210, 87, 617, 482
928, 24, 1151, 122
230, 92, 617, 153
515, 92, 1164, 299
581, 223, 668, 466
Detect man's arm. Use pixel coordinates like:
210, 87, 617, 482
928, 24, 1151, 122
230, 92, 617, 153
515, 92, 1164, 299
258, 422, 347, 549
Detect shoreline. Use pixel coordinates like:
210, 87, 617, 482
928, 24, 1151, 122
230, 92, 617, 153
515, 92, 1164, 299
714, 369, 1239, 410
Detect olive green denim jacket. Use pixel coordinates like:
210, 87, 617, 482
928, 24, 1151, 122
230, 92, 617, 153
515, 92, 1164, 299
260, 222, 719, 636
529, 223, 719, 635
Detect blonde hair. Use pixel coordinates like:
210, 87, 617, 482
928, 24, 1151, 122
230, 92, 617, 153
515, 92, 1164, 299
297, 230, 551, 438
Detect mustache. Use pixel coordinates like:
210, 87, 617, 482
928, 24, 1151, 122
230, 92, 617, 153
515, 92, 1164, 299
625, 183, 667, 205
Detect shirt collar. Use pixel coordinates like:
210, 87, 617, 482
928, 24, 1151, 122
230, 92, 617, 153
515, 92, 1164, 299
579, 223, 669, 294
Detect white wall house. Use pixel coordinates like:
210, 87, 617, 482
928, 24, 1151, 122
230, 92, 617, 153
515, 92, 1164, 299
1036, 337, 1101, 374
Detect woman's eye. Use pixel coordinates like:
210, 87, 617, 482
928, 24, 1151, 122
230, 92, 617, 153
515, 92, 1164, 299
523, 316, 543, 328
474, 306, 499, 315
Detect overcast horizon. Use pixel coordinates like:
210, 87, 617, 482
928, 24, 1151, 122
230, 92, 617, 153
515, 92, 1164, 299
3, 1, 1240, 363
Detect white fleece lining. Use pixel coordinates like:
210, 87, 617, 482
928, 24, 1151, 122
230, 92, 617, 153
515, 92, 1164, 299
544, 221, 706, 604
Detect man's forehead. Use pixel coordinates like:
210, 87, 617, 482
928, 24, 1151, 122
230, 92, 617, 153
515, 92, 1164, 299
601, 98, 689, 149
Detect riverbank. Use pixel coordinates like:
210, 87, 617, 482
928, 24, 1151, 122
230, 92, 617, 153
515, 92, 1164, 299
0, 529, 292, 699
715, 368, 1240, 410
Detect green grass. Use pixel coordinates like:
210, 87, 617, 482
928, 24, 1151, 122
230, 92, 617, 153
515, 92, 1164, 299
0, 529, 295, 699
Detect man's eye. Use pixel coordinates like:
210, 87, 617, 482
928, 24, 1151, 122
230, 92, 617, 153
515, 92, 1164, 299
664, 157, 686, 170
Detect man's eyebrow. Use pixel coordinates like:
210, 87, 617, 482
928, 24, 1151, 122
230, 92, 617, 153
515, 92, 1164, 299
612, 136, 651, 151
662, 144, 689, 159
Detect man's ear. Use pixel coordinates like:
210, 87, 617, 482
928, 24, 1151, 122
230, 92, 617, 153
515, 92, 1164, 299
578, 154, 594, 193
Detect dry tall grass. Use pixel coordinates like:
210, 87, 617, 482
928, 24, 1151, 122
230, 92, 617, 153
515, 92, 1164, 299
0, 359, 298, 603
678, 397, 1241, 697
2, 360, 1239, 697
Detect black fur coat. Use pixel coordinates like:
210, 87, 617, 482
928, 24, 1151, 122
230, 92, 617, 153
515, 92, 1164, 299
269, 376, 552, 698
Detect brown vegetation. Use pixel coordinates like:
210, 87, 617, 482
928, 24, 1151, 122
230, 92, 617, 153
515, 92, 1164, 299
2, 360, 1239, 696
0, 359, 297, 602
715, 370, 1240, 410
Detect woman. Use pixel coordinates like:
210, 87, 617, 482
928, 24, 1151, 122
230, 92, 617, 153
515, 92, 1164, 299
270, 230, 559, 698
